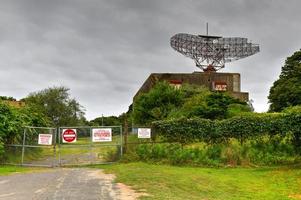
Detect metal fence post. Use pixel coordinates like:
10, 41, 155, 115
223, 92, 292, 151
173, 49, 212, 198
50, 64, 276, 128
90, 127, 93, 165
53, 128, 57, 167
58, 127, 61, 167
21, 128, 26, 166
124, 119, 128, 154
120, 125, 123, 157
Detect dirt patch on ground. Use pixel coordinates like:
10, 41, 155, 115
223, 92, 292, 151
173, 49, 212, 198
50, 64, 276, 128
115, 182, 150, 200
289, 194, 301, 199
90, 169, 149, 200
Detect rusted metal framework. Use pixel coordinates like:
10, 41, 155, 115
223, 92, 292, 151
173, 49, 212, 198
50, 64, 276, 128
170, 33, 260, 71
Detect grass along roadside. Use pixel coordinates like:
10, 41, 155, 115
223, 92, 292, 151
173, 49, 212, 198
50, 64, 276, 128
99, 162, 301, 200
0, 165, 44, 176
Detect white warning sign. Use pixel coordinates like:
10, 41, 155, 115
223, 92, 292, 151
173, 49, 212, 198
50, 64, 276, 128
38, 134, 53, 145
138, 128, 151, 139
92, 128, 112, 142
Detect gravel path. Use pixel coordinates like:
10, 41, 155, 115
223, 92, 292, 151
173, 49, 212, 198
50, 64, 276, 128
0, 168, 139, 200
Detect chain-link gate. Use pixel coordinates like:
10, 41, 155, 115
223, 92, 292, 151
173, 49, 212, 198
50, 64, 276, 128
123, 126, 153, 153
58, 126, 122, 166
3, 126, 57, 167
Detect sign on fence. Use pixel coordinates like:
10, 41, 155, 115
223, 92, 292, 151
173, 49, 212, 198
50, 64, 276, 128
92, 128, 112, 142
138, 128, 151, 138
38, 134, 53, 145
62, 129, 77, 143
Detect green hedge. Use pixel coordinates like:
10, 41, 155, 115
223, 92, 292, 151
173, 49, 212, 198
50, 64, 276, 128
153, 113, 301, 147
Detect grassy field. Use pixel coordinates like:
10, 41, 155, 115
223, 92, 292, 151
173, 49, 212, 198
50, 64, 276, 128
100, 162, 301, 200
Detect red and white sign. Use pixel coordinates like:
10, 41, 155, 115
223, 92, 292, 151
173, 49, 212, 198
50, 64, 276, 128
92, 128, 112, 142
38, 134, 52, 145
138, 128, 151, 139
62, 129, 77, 143
214, 82, 227, 91
169, 80, 182, 89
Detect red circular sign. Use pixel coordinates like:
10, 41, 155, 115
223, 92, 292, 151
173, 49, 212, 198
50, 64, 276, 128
63, 129, 76, 143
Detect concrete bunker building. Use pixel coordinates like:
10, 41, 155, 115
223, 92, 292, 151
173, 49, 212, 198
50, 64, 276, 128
134, 71, 248, 102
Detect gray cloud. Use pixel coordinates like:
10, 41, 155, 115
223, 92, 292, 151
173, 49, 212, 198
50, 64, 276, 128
0, 0, 300, 119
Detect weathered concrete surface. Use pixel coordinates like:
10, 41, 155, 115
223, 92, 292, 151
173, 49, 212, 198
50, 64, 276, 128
0, 168, 138, 200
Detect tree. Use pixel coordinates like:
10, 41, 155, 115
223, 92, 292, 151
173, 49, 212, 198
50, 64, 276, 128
24, 86, 86, 126
0, 96, 16, 101
268, 50, 301, 112
132, 82, 184, 125
90, 115, 121, 126
169, 90, 250, 120
133, 82, 251, 124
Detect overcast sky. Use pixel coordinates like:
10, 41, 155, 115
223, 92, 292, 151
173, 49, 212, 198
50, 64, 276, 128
0, 0, 300, 120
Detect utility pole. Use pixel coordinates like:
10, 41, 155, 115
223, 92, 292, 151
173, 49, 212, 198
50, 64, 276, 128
102, 114, 104, 126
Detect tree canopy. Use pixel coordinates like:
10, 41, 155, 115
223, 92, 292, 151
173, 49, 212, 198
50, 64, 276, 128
132, 82, 184, 125
268, 50, 301, 112
0, 96, 16, 101
132, 82, 251, 125
90, 115, 123, 126
168, 85, 250, 120
24, 86, 86, 126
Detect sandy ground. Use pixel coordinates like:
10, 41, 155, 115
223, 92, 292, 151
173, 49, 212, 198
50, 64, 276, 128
0, 168, 144, 200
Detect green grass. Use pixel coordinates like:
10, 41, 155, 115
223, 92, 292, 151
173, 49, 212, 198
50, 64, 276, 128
0, 165, 40, 176
99, 162, 301, 200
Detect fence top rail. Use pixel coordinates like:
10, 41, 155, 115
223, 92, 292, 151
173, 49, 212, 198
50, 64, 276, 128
59, 125, 122, 129
130, 126, 152, 128
24, 126, 56, 130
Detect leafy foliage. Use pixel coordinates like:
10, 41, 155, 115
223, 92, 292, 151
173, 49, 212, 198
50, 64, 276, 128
133, 82, 251, 124
132, 82, 184, 125
0, 102, 49, 160
188, 92, 249, 120
24, 86, 86, 126
90, 115, 122, 126
125, 141, 299, 166
153, 112, 301, 153
268, 50, 301, 112
0, 96, 17, 101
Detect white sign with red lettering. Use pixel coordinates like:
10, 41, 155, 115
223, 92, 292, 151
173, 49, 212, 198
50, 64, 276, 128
138, 128, 151, 139
38, 134, 53, 145
92, 128, 112, 142
62, 129, 77, 143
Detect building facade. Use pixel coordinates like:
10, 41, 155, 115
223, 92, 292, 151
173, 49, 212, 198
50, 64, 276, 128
134, 72, 249, 102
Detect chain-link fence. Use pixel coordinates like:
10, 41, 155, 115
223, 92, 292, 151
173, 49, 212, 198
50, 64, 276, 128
3, 126, 57, 167
123, 126, 158, 154
58, 126, 122, 166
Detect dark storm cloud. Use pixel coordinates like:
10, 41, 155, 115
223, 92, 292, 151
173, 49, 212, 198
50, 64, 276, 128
0, 0, 300, 119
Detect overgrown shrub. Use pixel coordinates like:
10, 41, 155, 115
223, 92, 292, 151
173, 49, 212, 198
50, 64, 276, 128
0, 102, 49, 160
153, 113, 301, 152
123, 139, 300, 167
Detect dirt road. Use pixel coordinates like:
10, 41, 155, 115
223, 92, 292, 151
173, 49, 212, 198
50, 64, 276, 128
0, 168, 139, 200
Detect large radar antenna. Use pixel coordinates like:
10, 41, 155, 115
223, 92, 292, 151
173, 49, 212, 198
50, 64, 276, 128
170, 24, 260, 72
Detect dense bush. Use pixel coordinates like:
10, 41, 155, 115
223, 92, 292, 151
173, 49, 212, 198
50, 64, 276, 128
0, 102, 49, 160
153, 112, 301, 152
132, 82, 251, 125
133, 82, 184, 125
123, 139, 300, 167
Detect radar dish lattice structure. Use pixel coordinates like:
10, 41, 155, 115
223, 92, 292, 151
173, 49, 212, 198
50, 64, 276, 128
170, 33, 260, 71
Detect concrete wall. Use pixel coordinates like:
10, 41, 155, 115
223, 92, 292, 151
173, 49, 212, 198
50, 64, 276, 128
134, 72, 249, 102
